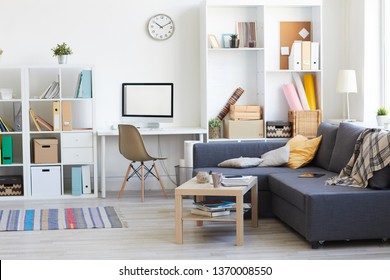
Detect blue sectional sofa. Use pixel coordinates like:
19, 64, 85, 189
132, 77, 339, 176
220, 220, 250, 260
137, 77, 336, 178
193, 122, 390, 248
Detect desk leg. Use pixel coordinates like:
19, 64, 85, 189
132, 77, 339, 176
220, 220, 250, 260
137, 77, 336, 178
100, 135, 106, 198
251, 183, 258, 228
236, 194, 244, 246
175, 193, 183, 244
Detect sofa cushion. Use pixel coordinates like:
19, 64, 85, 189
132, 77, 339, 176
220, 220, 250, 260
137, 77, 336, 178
218, 157, 263, 168
312, 122, 338, 170
328, 122, 365, 173
259, 145, 290, 167
269, 169, 345, 211
368, 165, 390, 189
287, 135, 322, 168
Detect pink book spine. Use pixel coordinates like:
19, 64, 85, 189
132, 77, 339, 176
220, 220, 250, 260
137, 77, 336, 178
282, 83, 304, 111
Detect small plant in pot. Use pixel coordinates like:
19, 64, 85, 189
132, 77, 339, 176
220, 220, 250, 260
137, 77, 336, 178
230, 34, 240, 48
51, 42, 73, 64
376, 107, 388, 127
208, 118, 222, 139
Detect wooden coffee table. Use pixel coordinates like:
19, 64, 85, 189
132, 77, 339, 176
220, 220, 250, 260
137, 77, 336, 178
175, 176, 258, 246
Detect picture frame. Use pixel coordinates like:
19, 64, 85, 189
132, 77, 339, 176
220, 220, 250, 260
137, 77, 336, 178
222, 34, 233, 48
236, 22, 256, 48
208, 34, 220, 48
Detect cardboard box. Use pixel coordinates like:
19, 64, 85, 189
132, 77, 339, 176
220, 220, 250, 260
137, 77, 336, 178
223, 119, 264, 139
229, 105, 261, 120
33, 138, 59, 163
266, 121, 292, 138
31, 166, 61, 197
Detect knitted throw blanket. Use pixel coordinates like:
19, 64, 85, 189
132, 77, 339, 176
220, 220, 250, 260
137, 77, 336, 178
326, 128, 390, 188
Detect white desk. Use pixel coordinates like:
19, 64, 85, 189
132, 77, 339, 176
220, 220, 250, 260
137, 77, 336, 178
97, 127, 207, 198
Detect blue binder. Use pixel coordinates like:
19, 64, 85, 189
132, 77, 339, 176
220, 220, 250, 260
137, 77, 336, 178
81, 70, 92, 98
71, 167, 82, 196
2, 135, 13, 164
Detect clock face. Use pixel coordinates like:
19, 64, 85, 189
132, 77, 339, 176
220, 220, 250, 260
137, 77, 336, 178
148, 14, 175, 40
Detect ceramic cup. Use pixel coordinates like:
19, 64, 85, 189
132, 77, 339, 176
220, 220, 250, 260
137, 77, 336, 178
211, 172, 223, 188
196, 171, 209, 183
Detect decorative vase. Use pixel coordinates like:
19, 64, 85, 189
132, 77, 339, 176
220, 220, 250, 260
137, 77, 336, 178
57, 55, 68, 64
209, 127, 220, 139
377, 115, 388, 127
230, 38, 240, 48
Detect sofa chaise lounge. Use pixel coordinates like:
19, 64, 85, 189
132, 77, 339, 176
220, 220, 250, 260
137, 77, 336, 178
193, 122, 390, 248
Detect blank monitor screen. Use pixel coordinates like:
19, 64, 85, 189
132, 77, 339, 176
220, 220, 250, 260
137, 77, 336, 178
122, 83, 173, 121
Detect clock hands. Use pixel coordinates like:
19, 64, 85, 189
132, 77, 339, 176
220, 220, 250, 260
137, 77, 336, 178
153, 21, 163, 28
161, 21, 172, 28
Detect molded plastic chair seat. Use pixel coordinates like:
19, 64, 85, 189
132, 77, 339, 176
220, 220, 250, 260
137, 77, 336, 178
118, 124, 168, 202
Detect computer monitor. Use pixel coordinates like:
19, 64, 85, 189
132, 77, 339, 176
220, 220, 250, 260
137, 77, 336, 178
122, 83, 174, 128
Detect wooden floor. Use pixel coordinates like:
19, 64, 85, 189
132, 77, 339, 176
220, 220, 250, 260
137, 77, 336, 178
1, 190, 390, 260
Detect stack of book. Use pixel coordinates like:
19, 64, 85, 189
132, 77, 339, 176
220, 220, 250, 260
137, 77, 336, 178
191, 200, 235, 217
40, 81, 60, 99
221, 175, 252, 187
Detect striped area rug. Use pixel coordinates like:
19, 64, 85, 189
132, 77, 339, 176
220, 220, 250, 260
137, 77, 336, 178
0, 206, 123, 231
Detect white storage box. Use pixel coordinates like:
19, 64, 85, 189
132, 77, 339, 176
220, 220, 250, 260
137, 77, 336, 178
31, 166, 61, 197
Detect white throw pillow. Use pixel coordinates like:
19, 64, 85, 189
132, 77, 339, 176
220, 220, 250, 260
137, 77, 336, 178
259, 145, 290, 167
218, 157, 263, 168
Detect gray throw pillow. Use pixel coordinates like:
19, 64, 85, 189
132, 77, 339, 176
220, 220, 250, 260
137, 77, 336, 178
259, 145, 290, 167
311, 122, 338, 170
218, 157, 263, 168
328, 122, 364, 173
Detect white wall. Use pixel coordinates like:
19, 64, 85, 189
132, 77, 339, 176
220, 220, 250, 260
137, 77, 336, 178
0, 0, 201, 129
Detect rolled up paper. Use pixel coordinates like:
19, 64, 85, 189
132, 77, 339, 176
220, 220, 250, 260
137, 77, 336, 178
304, 74, 317, 110
217, 87, 245, 120
282, 83, 304, 110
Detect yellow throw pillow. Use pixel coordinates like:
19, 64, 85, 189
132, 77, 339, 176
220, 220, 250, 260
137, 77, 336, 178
287, 135, 323, 169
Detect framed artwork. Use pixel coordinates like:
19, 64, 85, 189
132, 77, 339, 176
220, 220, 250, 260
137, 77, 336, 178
208, 34, 220, 48
222, 34, 233, 48
236, 22, 256, 48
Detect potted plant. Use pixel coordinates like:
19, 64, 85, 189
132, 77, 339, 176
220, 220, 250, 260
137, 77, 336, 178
230, 34, 239, 48
51, 42, 73, 64
208, 118, 222, 139
377, 107, 388, 127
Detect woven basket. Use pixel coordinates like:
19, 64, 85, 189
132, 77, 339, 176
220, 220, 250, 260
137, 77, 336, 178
288, 110, 322, 138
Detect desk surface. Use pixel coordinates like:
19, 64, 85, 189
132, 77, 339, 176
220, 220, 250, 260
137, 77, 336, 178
97, 127, 207, 136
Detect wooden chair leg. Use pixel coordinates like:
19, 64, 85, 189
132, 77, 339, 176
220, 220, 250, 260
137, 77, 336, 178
118, 164, 132, 199
153, 164, 168, 198
141, 164, 145, 202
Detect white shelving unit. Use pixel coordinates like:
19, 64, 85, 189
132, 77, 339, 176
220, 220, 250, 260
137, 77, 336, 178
200, 0, 323, 141
0, 65, 97, 200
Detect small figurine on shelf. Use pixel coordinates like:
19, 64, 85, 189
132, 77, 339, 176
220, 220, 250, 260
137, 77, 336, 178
51, 42, 73, 64
230, 34, 240, 48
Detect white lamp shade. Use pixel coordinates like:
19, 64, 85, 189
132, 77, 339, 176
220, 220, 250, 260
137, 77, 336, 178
336, 70, 357, 93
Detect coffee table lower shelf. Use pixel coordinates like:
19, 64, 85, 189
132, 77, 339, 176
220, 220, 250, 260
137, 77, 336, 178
175, 176, 258, 246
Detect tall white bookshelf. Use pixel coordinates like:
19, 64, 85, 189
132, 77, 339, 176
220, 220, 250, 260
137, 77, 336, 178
0, 65, 97, 200
200, 0, 323, 140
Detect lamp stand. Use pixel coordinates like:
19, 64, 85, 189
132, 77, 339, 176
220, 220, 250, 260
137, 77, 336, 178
345, 92, 356, 122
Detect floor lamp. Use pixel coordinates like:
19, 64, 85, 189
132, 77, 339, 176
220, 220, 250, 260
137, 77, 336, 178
336, 70, 357, 121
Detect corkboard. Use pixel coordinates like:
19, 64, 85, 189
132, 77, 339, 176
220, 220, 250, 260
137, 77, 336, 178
280, 22, 311, 70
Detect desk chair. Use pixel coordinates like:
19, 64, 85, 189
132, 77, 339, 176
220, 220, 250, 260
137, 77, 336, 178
118, 124, 168, 202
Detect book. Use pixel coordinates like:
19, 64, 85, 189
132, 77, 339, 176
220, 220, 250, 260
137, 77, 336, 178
40, 81, 59, 99
190, 208, 230, 217
29, 108, 53, 131
71, 167, 82, 196
298, 173, 325, 178
0, 117, 14, 132
193, 200, 235, 211
222, 175, 252, 186
29, 108, 41, 131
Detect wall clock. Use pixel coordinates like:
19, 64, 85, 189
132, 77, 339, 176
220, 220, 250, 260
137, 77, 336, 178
148, 14, 175, 40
